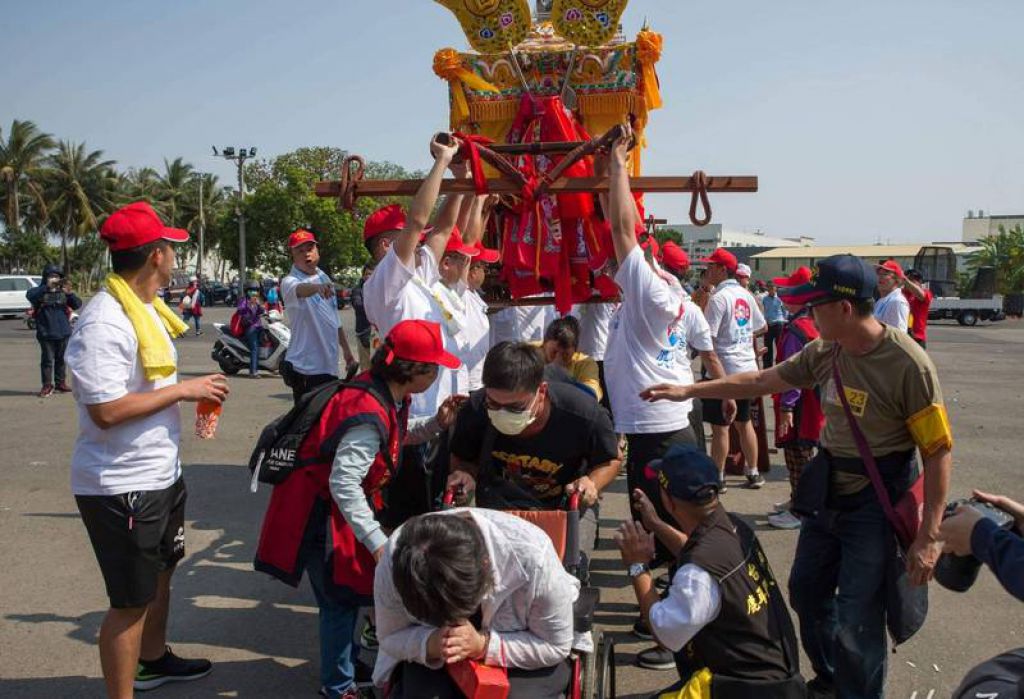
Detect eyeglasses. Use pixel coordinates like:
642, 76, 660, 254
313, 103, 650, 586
484, 393, 536, 414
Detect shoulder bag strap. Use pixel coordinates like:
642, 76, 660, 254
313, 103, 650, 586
830, 345, 901, 530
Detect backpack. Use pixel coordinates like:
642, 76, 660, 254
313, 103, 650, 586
248, 379, 392, 491
229, 311, 245, 338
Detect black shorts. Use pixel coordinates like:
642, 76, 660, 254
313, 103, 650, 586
76, 477, 187, 609
703, 398, 751, 426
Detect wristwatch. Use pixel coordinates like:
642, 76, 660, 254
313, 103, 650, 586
628, 562, 650, 579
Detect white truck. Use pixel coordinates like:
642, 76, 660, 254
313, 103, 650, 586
915, 246, 1006, 326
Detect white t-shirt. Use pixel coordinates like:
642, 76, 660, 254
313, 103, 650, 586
363, 246, 454, 418
571, 301, 617, 362
462, 288, 491, 391
489, 304, 552, 345
604, 246, 714, 434
67, 291, 181, 496
703, 279, 767, 375
874, 287, 910, 332
649, 564, 722, 652
281, 267, 340, 377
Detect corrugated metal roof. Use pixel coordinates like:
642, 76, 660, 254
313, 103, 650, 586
751, 244, 976, 259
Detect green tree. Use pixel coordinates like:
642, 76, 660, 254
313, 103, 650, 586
117, 166, 161, 204
969, 224, 1024, 295
43, 141, 117, 272
0, 119, 55, 234
154, 157, 194, 227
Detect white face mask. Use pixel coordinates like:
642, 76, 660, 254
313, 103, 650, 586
487, 393, 538, 436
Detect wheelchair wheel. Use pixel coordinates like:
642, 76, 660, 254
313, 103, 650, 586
582, 629, 602, 699
595, 633, 616, 699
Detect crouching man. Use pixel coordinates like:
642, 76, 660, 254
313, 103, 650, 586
616, 445, 805, 698
373, 508, 580, 698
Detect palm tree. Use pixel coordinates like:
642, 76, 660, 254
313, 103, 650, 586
969, 224, 1024, 295
0, 119, 55, 234
43, 141, 117, 271
117, 166, 161, 204
155, 157, 194, 228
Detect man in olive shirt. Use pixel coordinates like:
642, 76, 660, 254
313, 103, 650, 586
641, 254, 953, 699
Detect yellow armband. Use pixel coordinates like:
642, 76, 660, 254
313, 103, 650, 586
906, 403, 953, 457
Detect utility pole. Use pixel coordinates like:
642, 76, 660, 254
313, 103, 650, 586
212, 146, 256, 287
197, 175, 205, 280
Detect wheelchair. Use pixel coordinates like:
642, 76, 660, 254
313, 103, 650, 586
443, 487, 617, 699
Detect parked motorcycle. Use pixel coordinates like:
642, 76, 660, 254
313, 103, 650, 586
210, 309, 290, 375
25, 306, 78, 331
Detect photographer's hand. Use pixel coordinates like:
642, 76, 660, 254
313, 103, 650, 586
973, 490, 1024, 531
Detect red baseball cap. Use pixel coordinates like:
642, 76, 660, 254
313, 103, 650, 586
385, 319, 461, 369
100, 202, 189, 252
660, 241, 690, 274
876, 259, 904, 279
700, 248, 738, 273
639, 235, 660, 260
288, 228, 317, 249
443, 228, 480, 258
364, 204, 406, 242
472, 242, 500, 264
772, 266, 813, 289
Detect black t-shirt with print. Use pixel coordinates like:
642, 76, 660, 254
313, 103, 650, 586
451, 382, 619, 505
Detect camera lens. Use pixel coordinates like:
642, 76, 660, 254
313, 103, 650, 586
934, 552, 983, 592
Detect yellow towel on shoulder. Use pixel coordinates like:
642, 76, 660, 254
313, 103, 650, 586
105, 273, 188, 381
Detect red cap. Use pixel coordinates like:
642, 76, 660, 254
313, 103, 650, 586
876, 259, 904, 279
363, 204, 406, 241
384, 319, 461, 369
288, 228, 317, 249
660, 241, 690, 274
639, 235, 660, 260
772, 266, 813, 289
443, 228, 480, 258
472, 242, 500, 264
700, 248, 738, 273
100, 202, 189, 252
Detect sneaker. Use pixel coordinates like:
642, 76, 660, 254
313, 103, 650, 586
631, 617, 654, 641
768, 510, 802, 530
806, 676, 837, 699
772, 499, 792, 514
745, 473, 766, 489
38, 385, 54, 398
134, 646, 212, 690
718, 478, 729, 494
636, 644, 676, 671
354, 658, 374, 687
55, 383, 72, 393
195, 330, 203, 336
360, 623, 378, 650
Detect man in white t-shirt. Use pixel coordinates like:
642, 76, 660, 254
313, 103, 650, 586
571, 301, 616, 411
431, 228, 482, 392
280, 227, 357, 404
700, 248, 768, 489
874, 259, 910, 332
67, 202, 229, 698
599, 125, 731, 670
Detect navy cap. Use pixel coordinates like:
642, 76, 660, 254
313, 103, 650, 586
644, 444, 721, 504
778, 254, 877, 307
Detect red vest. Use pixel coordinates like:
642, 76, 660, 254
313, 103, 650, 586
254, 374, 407, 596
773, 315, 825, 445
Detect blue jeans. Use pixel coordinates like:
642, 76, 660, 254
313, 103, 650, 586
788, 499, 890, 699
302, 502, 358, 697
244, 325, 261, 375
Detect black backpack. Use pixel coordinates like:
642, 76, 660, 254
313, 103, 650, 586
248, 379, 393, 491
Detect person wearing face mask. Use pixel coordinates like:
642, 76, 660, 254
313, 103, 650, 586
445, 342, 621, 569
27, 263, 82, 397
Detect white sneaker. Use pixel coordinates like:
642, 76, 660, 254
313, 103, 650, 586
772, 500, 792, 514
768, 511, 802, 530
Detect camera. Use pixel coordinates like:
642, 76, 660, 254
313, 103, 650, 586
934, 498, 1017, 592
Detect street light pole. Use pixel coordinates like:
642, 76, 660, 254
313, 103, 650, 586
212, 146, 256, 287
197, 175, 205, 280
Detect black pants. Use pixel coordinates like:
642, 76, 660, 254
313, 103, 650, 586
626, 427, 698, 567
38, 337, 68, 387
290, 370, 337, 405
389, 659, 571, 699
764, 323, 785, 368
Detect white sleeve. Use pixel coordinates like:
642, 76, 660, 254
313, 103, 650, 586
363, 247, 415, 325
749, 294, 767, 333
703, 293, 727, 335
329, 425, 388, 553
374, 546, 445, 672
684, 301, 715, 352
281, 275, 299, 307
67, 322, 136, 405
648, 564, 722, 652
615, 247, 679, 326
416, 246, 441, 287
896, 296, 910, 332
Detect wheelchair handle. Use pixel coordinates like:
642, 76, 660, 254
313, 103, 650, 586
568, 491, 581, 512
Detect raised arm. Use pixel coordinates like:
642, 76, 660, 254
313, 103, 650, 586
396, 134, 460, 268
641, 365, 795, 404
607, 124, 640, 264
903, 277, 928, 302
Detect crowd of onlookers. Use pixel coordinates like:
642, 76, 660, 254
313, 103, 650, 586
39, 129, 1024, 699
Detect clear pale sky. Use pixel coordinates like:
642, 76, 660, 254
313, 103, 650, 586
3, 0, 1022, 244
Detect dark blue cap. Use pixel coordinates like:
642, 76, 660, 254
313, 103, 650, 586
644, 444, 721, 504
779, 254, 877, 307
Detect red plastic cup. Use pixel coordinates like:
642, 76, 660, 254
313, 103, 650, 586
195, 400, 222, 439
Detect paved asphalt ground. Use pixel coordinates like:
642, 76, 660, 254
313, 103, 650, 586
1, 304, 1022, 698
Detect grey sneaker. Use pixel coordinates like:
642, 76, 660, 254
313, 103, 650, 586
636, 644, 676, 671
745, 473, 766, 489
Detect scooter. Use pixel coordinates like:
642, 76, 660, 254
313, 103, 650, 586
25, 307, 78, 331
210, 309, 290, 375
